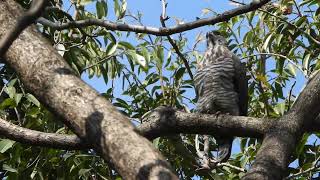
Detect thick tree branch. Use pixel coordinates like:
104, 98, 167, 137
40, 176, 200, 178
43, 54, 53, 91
2, 105, 320, 151
0, 1, 178, 179
243, 72, 320, 179
37, 0, 270, 36
138, 107, 271, 139
0, 117, 89, 149
0, 0, 47, 56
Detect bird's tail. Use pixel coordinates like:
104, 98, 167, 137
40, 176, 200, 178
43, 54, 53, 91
216, 137, 233, 162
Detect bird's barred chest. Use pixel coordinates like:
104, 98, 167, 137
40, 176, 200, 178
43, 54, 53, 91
194, 56, 240, 115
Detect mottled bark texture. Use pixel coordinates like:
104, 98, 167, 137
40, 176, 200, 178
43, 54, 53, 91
0, 117, 89, 149
0, 1, 178, 179
242, 72, 320, 179
139, 107, 271, 139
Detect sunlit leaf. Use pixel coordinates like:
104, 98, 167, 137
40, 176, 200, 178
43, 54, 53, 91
79, 0, 94, 6
96, 0, 107, 19
0, 139, 15, 153
55, 43, 65, 56
3, 164, 18, 173
26, 93, 40, 107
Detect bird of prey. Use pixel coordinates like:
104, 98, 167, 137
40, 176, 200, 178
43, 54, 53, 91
194, 31, 248, 164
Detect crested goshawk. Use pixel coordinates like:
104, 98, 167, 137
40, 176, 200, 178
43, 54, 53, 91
194, 31, 248, 163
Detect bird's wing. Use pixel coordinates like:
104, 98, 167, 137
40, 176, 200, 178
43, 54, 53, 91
233, 56, 248, 116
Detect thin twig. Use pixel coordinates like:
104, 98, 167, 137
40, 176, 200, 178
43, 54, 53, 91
293, 0, 303, 17
217, 162, 247, 172
284, 156, 320, 179
123, 66, 153, 99
159, 1, 194, 80
241, 52, 305, 76
195, 134, 204, 158
287, 81, 296, 111
81, 52, 124, 73
229, 0, 320, 46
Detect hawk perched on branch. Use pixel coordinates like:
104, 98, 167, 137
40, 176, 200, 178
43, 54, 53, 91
194, 31, 248, 163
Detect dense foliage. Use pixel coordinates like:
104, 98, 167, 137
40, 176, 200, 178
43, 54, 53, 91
0, 0, 320, 179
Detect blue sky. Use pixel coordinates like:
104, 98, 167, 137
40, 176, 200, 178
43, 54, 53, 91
81, 0, 235, 93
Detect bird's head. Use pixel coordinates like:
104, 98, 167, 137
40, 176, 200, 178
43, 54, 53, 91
206, 31, 227, 47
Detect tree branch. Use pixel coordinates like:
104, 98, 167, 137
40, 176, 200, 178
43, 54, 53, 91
37, 0, 270, 36
0, 0, 47, 56
159, 1, 194, 80
0, 117, 89, 149
243, 71, 320, 179
284, 156, 320, 179
138, 106, 271, 139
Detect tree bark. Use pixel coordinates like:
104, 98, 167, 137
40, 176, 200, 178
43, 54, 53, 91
242, 71, 320, 179
138, 106, 272, 139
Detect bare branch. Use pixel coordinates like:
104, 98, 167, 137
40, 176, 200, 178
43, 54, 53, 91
138, 106, 270, 139
159, 2, 194, 80
284, 156, 320, 179
37, 0, 271, 36
217, 162, 247, 173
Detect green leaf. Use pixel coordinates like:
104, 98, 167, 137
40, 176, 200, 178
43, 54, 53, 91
274, 81, 284, 99
120, 0, 127, 18
26, 93, 40, 107
26, 107, 41, 117
106, 42, 118, 56
262, 33, 274, 51
104, 32, 117, 44
303, 53, 311, 73
0, 98, 16, 109
140, 46, 150, 63
274, 102, 285, 115
295, 16, 307, 27
5, 86, 16, 98
240, 138, 247, 152
0, 139, 15, 153
14, 93, 23, 105
7, 78, 17, 87
126, 50, 147, 69
175, 68, 186, 81
114, 0, 120, 19
276, 34, 283, 46
164, 51, 172, 68
3, 164, 18, 173
79, 0, 94, 6
295, 133, 309, 157
79, 168, 91, 177
119, 41, 135, 50
287, 64, 297, 76
96, 0, 108, 19
153, 137, 160, 148
55, 43, 65, 56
